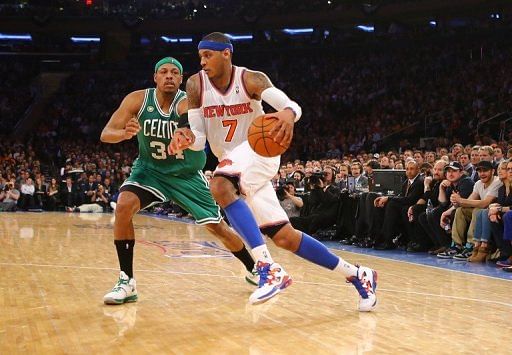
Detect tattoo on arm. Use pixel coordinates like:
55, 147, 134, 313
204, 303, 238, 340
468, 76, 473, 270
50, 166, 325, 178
245, 71, 273, 100
186, 75, 201, 109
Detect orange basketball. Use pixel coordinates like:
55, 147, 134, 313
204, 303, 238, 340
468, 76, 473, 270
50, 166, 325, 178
248, 115, 289, 157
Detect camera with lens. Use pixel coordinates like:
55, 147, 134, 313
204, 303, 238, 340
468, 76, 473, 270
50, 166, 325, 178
276, 180, 295, 200
276, 186, 287, 200
307, 172, 326, 189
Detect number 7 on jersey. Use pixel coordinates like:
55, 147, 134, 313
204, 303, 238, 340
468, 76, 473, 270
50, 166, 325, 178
222, 119, 238, 142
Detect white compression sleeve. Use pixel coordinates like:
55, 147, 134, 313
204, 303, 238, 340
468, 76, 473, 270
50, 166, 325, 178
188, 108, 206, 151
261, 87, 302, 122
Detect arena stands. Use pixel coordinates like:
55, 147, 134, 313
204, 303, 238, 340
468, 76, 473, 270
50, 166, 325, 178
2, 6, 512, 272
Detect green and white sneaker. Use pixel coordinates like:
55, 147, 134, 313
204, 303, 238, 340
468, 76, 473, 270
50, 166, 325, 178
103, 271, 138, 305
245, 266, 259, 286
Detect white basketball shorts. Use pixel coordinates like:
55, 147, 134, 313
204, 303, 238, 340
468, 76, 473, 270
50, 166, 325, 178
214, 141, 289, 228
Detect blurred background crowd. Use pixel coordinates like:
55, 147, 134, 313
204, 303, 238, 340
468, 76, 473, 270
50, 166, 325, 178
1, 0, 512, 269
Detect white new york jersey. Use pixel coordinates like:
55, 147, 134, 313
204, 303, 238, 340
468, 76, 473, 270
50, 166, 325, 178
199, 65, 264, 160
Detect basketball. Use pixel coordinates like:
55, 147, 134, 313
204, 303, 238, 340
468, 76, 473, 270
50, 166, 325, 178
248, 115, 289, 157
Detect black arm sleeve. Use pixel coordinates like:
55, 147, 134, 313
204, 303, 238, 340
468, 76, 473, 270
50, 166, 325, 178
177, 112, 190, 128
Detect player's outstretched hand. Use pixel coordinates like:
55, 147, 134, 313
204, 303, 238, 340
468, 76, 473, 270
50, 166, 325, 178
267, 109, 295, 147
123, 118, 141, 140
168, 128, 195, 155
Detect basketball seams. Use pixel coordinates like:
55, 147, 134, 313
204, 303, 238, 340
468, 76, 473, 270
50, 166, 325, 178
248, 115, 287, 157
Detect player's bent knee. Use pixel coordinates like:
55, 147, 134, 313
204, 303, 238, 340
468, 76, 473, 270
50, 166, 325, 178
269, 224, 301, 252
114, 201, 137, 220
209, 177, 237, 205
209, 178, 228, 196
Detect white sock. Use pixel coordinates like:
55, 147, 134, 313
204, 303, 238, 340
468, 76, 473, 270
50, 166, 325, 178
252, 244, 274, 264
334, 257, 358, 278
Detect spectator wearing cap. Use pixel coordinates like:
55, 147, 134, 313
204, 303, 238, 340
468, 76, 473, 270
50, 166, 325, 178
434, 162, 476, 252
438, 160, 502, 260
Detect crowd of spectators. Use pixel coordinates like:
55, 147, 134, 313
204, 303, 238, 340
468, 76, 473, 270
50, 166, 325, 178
2, 25, 512, 276
0, 137, 135, 212
23, 27, 512, 163
272, 144, 512, 272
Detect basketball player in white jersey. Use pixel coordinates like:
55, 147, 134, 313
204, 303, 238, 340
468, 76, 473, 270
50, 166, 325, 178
170, 32, 377, 311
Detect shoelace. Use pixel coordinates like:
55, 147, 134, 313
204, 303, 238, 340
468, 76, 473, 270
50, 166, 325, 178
347, 269, 372, 299
257, 263, 271, 288
112, 278, 129, 292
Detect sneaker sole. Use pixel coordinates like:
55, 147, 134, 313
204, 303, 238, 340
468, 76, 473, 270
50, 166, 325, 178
496, 263, 512, 268
250, 277, 293, 305
359, 297, 378, 312
359, 270, 378, 312
437, 255, 455, 259
372, 270, 378, 291
104, 294, 138, 305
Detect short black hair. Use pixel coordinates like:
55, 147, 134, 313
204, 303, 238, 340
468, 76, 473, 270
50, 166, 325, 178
202, 32, 231, 44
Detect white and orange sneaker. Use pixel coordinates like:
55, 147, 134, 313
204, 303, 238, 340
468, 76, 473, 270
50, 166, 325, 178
347, 266, 377, 312
249, 261, 292, 305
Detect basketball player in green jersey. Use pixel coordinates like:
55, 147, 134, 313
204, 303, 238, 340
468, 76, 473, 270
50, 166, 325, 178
100, 57, 257, 305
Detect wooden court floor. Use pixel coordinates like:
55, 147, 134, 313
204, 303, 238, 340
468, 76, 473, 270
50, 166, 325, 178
1, 212, 511, 354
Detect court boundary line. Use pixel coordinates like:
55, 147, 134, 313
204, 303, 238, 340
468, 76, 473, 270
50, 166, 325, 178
1, 261, 511, 308
332, 246, 512, 283
140, 212, 512, 283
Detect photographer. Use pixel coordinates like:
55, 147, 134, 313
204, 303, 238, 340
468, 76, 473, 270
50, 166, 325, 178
277, 180, 303, 218
290, 167, 341, 235
0, 182, 20, 212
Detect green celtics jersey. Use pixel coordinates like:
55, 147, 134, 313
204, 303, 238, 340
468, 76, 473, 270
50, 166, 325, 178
133, 88, 206, 175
